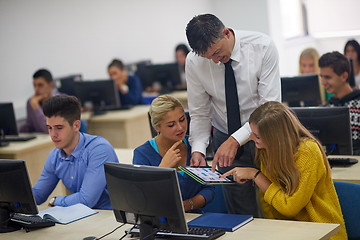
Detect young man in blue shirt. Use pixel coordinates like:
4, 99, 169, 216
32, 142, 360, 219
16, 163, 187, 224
32, 95, 118, 209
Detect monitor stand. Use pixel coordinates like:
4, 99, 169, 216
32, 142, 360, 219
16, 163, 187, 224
139, 216, 158, 240
0, 130, 9, 147
0, 208, 21, 233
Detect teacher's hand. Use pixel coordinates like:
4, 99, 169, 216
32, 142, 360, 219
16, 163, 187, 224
212, 136, 239, 172
190, 152, 207, 167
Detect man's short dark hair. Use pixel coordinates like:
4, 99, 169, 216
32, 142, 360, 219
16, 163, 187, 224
186, 14, 225, 55
43, 95, 81, 125
319, 51, 350, 76
33, 69, 53, 83
108, 59, 124, 70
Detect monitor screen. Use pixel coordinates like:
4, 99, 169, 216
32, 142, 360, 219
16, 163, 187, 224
74, 80, 120, 112
104, 163, 187, 239
0, 159, 38, 232
291, 106, 353, 155
0, 103, 18, 136
281, 74, 322, 107
55, 74, 82, 96
137, 63, 181, 93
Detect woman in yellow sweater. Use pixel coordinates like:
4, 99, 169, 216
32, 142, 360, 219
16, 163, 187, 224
222, 101, 347, 240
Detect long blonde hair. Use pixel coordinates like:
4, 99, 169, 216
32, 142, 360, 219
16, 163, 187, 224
249, 101, 329, 195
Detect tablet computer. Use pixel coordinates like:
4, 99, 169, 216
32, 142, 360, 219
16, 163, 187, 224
178, 166, 236, 185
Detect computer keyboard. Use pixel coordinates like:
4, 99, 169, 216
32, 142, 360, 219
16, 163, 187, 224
11, 213, 55, 229
2, 135, 36, 142
127, 226, 225, 240
328, 157, 359, 166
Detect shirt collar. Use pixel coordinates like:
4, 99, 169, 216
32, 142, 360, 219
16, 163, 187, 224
59, 132, 83, 161
230, 29, 241, 63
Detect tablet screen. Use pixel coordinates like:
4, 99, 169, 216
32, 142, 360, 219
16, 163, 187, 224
180, 167, 234, 184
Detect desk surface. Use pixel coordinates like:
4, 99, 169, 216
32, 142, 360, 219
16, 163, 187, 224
331, 155, 360, 184
0, 133, 52, 155
3, 210, 339, 240
82, 105, 150, 122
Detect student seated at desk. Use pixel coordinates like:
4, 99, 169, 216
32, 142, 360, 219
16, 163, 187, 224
20, 69, 60, 133
108, 59, 143, 106
319, 51, 360, 155
133, 95, 215, 212
222, 101, 347, 240
32, 95, 118, 210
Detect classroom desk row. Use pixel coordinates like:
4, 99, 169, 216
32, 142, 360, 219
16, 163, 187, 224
2, 210, 339, 240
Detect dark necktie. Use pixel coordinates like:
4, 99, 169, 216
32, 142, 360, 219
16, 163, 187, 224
224, 59, 241, 135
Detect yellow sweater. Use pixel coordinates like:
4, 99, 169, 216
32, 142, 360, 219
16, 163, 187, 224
260, 140, 347, 240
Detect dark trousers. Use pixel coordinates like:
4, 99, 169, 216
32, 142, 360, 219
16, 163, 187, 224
212, 128, 259, 216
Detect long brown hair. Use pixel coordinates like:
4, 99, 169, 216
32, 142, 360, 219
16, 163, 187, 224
249, 101, 329, 195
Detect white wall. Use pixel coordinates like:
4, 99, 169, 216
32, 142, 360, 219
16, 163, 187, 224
1, 0, 272, 119
2, 0, 360, 119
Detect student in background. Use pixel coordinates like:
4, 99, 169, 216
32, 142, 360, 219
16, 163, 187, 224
222, 101, 347, 240
32, 95, 118, 209
175, 43, 190, 89
108, 59, 143, 106
344, 39, 360, 88
133, 95, 215, 212
20, 69, 59, 133
320, 51, 360, 155
298, 48, 328, 103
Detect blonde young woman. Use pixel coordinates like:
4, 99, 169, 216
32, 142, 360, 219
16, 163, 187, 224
298, 48, 329, 103
133, 95, 214, 212
222, 101, 347, 240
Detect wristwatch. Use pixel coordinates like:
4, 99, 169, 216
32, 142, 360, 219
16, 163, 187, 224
49, 197, 56, 207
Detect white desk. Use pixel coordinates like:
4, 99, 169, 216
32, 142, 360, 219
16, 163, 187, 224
2, 210, 339, 240
331, 155, 360, 184
114, 148, 133, 165
83, 105, 152, 148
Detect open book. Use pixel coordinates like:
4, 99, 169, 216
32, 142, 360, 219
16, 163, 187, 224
38, 203, 98, 224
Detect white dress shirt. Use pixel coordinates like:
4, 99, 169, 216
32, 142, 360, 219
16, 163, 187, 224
186, 30, 281, 155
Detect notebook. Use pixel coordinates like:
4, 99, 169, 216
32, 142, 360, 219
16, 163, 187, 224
178, 166, 235, 185
38, 203, 98, 224
187, 212, 253, 232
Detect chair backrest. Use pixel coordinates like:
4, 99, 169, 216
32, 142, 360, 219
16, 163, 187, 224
334, 181, 360, 240
148, 110, 190, 138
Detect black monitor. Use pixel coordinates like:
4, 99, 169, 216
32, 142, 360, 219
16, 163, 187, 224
138, 63, 181, 93
348, 58, 356, 88
291, 106, 353, 155
74, 80, 120, 114
104, 163, 187, 240
0, 159, 38, 232
55, 74, 82, 96
0, 103, 18, 136
281, 74, 322, 107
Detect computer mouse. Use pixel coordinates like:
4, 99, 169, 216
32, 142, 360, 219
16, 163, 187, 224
82, 236, 97, 240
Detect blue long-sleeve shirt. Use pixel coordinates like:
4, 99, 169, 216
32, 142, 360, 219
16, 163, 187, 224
119, 75, 143, 106
133, 136, 215, 208
32, 133, 119, 210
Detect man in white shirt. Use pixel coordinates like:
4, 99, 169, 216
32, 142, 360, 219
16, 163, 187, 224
185, 14, 281, 215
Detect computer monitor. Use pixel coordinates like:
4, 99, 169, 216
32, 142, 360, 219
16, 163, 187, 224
0, 159, 38, 232
0, 103, 18, 136
104, 163, 187, 240
55, 74, 82, 96
281, 74, 322, 107
138, 63, 181, 93
291, 106, 353, 155
74, 80, 120, 114
348, 58, 356, 88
